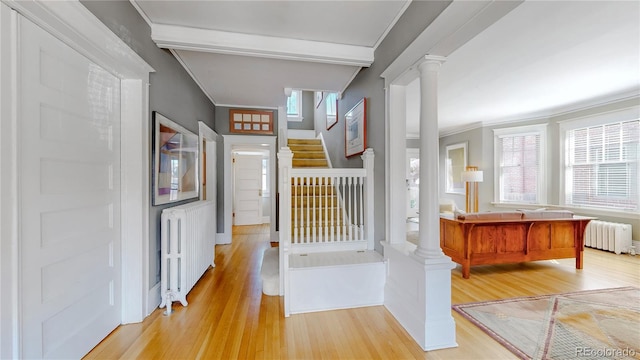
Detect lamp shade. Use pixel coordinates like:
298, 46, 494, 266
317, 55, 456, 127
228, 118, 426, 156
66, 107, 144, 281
461, 170, 483, 182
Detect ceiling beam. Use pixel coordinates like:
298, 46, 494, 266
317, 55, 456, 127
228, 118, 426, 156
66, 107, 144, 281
381, 0, 523, 86
152, 24, 374, 67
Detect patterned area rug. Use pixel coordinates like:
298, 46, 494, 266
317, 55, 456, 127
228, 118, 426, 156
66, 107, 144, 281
453, 287, 640, 360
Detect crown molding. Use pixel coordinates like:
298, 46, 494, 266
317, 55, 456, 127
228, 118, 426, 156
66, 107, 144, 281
216, 103, 278, 111
3, 0, 154, 78
152, 24, 374, 67
170, 49, 217, 106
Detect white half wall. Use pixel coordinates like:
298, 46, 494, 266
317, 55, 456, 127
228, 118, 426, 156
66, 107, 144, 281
382, 241, 457, 351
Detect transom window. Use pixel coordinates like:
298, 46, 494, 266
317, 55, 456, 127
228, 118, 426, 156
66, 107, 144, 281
561, 113, 639, 211
494, 124, 547, 204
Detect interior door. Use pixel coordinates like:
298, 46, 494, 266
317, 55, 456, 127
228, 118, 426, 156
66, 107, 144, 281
234, 154, 262, 225
19, 16, 122, 358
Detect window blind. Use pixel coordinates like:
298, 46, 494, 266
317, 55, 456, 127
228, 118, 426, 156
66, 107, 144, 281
565, 119, 639, 210
497, 132, 541, 203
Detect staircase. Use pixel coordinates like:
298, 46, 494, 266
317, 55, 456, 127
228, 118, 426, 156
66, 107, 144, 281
262, 138, 335, 296
268, 141, 382, 316
288, 138, 329, 168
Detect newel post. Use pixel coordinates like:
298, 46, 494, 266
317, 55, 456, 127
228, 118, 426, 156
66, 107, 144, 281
277, 147, 293, 303
362, 148, 375, 250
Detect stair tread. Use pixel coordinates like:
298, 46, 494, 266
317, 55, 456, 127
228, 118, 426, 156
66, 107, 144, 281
288, 138, 322, 145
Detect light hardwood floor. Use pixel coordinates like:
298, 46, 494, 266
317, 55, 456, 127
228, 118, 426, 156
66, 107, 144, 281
85, 224, 639, 359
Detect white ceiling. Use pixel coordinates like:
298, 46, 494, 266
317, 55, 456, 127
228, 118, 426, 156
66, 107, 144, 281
131, 1, 639, 132
407, 0, 640, 136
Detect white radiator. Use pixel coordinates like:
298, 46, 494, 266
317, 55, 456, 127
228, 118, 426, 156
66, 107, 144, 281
584, 220, 632, 254
160, 200, 215, 312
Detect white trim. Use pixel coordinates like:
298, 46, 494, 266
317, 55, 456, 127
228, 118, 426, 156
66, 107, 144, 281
216, 103, 279, 111
128, 0, 153, 28
198, 121, 219, 242
0, 6, 19, 358
0, 2, 154, 356
317, 132, 333, 168
2, 0, 153, 78
151, 23, 374, 67
439, 97, 640, 139
372, 0, 412, 51
147, 282, 161, 314
493, 123, 547, 205
386, 84, 408, 245
216, 233, 231, 245
557, 106, 640, 130
340, 67, 362, 96
223, 135, 277, 243
120, 79, 152, 322
171, 49, 217, 105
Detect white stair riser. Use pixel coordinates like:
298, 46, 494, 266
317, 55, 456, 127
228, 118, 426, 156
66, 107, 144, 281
289, 262, 385, 314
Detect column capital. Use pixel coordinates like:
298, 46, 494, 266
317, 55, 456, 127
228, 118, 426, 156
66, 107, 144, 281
417, 55, 447, 72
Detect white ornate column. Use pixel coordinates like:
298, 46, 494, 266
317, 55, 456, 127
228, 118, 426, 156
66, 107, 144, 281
413, 55, 457, 350
415, 55, 447, 259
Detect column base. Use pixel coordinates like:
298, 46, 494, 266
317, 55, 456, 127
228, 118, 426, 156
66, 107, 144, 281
383, 244, 457, 351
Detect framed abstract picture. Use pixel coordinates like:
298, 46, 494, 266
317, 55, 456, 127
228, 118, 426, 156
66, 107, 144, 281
153, 112, 199, 205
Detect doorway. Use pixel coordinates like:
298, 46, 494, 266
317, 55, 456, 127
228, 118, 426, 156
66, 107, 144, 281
222, 135, 277, 244
232, 149, 270, 226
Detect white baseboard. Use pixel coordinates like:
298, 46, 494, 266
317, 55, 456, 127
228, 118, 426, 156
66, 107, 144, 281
262, 216, 270, 224
216, 232, 231, 245
147, 282, 161, 316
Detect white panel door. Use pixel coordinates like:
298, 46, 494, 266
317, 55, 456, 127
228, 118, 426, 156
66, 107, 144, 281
19, 17, 122, 359
234, 155, 262, 225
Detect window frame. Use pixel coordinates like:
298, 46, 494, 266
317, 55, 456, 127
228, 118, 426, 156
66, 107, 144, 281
287, 89, 303, 122
559, 107, 639, 212
493, 123, 547, 205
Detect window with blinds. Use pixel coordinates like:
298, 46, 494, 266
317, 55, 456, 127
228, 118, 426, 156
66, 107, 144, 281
494, 124, 547, 204
565, 119, 639, 210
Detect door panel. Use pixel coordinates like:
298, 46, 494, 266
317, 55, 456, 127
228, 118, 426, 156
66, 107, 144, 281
234, 155, 262, 225
19, 17, 121, 359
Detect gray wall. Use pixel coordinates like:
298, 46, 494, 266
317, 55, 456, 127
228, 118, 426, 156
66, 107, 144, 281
316, 1, 452, 252
439, 97, 640, 240
288, 90, 315, 130
81, 1, 217, 289
214, 106, 279, 232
